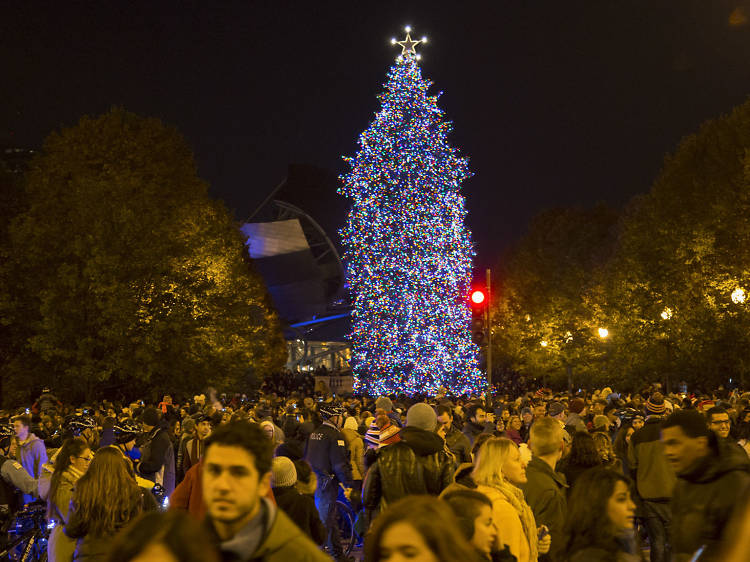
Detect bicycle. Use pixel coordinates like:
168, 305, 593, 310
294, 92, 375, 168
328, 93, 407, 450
1, 502, 50, 562
334, 498, 357, 557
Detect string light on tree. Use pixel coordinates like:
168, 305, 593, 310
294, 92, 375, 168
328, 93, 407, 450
340, 26, 483, 395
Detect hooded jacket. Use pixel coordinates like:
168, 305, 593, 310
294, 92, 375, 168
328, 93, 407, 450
363, 426, 453, 511
670, 441, 750, 561
15, 433, 48, 480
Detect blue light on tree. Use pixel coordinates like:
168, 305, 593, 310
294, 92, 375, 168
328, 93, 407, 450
339, 28, 483, 396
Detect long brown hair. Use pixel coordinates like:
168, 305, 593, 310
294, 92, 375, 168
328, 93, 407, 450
563, 467, 635, 557
47, 437, 89, 519
364, 495, 480, 562
68, 446, 143, 537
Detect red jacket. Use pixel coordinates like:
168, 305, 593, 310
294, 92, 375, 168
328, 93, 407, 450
170, 459, 276, 521
170, 459, 206, 520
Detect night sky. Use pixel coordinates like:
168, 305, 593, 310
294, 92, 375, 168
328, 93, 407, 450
4, 1, 750, 269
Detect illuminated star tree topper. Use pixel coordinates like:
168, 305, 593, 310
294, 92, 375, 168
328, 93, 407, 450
339, 26, 483, 396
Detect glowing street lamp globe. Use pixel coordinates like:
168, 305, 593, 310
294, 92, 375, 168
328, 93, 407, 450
661, 307, 673, 320
598, 327, 609, 339
732, 287, 746, 304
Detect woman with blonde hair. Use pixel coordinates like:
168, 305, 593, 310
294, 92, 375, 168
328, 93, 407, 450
472, 437, 550, 562
65, 446, 147, 560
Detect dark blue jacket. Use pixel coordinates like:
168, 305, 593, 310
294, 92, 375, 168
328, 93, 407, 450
304, 422, 353, 487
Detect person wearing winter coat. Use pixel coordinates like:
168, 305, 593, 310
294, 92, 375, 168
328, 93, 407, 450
169, 459, 206, 520
363, 403, 454, 514
46, 438, 90, 562
462, 404, 494, 446
661, 409, 750, 562
136, 407, 176, 496
472, 437, 551, 562
341, 416, 365, 484
436, 404, 473, 465
627, 397, 675, 562
564, 399, 588, 436
520, 417, 568, 562
12, 414, 48, 503
557, 432, 602, 492
65, 447, 146, 562
270, 456, 326, 545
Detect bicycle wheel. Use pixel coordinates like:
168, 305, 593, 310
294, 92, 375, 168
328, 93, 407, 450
335, 500, 356, 556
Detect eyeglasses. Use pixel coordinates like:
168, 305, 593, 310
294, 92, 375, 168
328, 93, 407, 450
75, 456, 94, 462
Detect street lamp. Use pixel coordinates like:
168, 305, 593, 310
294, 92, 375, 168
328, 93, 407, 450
732, 287, 746, 305
598, 327, 609, 339
731, 287, 747, 387
660, 307, 673, 393
540, 340, 548, 347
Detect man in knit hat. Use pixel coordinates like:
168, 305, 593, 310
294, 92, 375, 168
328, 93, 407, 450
363, 403, 453, 521
628, 392, 675, 562
271, 456, 326, 545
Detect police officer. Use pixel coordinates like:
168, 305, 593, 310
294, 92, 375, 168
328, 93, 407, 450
305, 403, 353, 562
0, 425, 38, 521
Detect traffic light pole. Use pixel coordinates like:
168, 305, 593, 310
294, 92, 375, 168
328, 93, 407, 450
486, 268, 493, 401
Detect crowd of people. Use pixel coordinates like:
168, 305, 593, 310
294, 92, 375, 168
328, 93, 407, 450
0, 383, 749, 561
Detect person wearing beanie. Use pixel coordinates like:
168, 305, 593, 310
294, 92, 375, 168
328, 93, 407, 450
363, 402, 453, 525
364, 398, 403, 455
645, 392, 667, 417
628, 391, 675, 562
374, 395, 402, 428
564, 399, 587, 436
341, 416, 365, 486
137, 406, 176, 495
271, 456, 327, 546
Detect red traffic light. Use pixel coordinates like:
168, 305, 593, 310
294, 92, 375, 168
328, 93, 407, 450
471, 290, 486, 305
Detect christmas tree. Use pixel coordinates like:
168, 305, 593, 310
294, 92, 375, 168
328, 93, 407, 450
340, 29, 483, 395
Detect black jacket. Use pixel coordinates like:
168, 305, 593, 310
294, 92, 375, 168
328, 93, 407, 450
363, 426, 454, 510
272, 485, 326, 545
462, 420, 492, 446
444, 424, 472, 464
304, 421, 353, 487
520, 456, 568, 562
670, 441, 750, 561
138, 425, 176, 495
627, 416, 676, 501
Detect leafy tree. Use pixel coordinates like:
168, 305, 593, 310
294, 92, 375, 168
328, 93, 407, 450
1, 108, 285, 404
606, 98, 750, 390
491, 205, 618, 390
